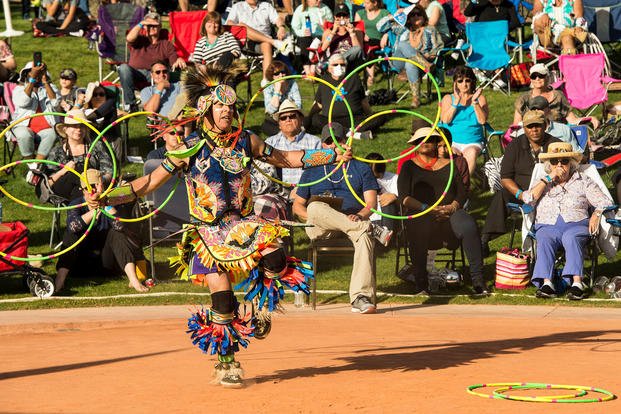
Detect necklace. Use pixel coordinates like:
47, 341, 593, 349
414, 153, 438, 170
324, 162, 349, 184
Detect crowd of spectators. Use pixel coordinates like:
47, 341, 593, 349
2, 0, 620, 302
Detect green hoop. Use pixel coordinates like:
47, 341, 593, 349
467, 382, 615, 403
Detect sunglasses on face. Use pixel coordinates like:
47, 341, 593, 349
456, 78, 472, 84
550, 158, 570, 165
273, 71, 286, 76
146, 24, 160, 29
153, 69, 169, 75
530, 73, 546, 80
279, 114, 298, 121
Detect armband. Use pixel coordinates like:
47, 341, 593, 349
28, 77, 37, 83
76, 103, 83, 109
137, 23, 144, 29
301, 148, 337, 169
161, 157, 179, 174
544, 174, 552, 183
104, 184, 137, 206
515, 189, 523, 200
326, 36, 332, 41
257, 143, 275, 161
154, 89, 163, 96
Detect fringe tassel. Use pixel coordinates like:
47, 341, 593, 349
235, 257, 314, 311
186, 306, 254, 356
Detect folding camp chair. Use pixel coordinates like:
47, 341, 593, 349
226, 24, 264, 103
96, 2, 146, 82
143, 159, 190, 280
464, 20, 524, 95
553, 53, 621, 119
168, 10, 208, 62
583, 0, 621, 44
512, 163, 618, 287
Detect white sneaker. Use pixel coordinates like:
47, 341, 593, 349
273, 39, 287, 55
370, 223, 393, 247
69, 29, 84, 37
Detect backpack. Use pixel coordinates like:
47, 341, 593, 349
368, 88, 397, 106
592, 117, 621, 147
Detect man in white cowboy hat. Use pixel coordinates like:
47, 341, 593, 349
265, 99, 321, 186
523, 141, 612, 300
480, 109, 561, 254
12, 61, 58, 161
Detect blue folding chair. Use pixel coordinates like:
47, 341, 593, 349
464, 20, 525, 95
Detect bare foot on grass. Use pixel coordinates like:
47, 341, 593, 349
129, 281, 149, 293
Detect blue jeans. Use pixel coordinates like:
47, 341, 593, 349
532, 216, 590, 285
118, 64, 150, 105
391, 41, 422, 83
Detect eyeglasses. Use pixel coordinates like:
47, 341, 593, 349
279, 113, 298, 121
145, 24, 160, 29
153, 69, 169, 75
530, 73, 547, 80
331, 63, 346, 67
273, 71, 286, 77
456, 78, 472, 84
92, 92, 106, 97
549, 158, 570, 165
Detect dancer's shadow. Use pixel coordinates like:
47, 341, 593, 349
254, 330, 621, 383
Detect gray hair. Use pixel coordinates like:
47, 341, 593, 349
543, 158, 578, 175
328, 54, 345, 65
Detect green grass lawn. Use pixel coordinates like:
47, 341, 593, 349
1, 4, 621, 310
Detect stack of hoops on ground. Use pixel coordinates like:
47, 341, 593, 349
0, 58, 455, 387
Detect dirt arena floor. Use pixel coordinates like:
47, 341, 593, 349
1, 303, 621, 413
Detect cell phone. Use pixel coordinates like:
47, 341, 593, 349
33, 51, 42, 67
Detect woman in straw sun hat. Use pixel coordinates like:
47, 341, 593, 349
45, 109, 113, 201
521, 142, 612, 301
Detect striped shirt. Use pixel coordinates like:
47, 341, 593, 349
190, 32, 241, 65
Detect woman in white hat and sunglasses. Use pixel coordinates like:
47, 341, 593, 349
522, 142, 611, 300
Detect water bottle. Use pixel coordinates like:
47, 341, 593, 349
294, 291, 308, 307
593, 276, 609, 293
305, 15, 312, 35
605, 276, 621, 296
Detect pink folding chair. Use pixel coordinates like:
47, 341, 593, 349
168, 10, 208, 62
554, 53, 621, 118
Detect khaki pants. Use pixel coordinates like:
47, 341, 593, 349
305, 202, 375, 303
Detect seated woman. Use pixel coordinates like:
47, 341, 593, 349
389, 5, 444, 108
262, 61, 302, 136
54, 169, 148, 294
320, 3, 364, 69
512, 63, 599, 130
418, 0, 451, 43
522, 142, 610, 300
12, 62, 58, 160
398, 126, 487, 295
0, 39, 17, 82
35, 0, 90, 37
532, 0, 588, 55
291, 0, 334, 77
74, 82, 123, 162
190, 11, 242, 67
440, 66, 488, 176
354, 0, 390, 88
45, 109, 113, 202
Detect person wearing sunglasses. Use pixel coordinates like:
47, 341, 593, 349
513, 63, 600, 130
73, 82, 122, 161
480, 110, 561, 256
121, 12, 186, 111
521, 142, 611, 301
263, 99, 321, 187
440, 66, 488, 177
262, 61, 302, 136
140, 61, 182, 118
55, 68, 79, 113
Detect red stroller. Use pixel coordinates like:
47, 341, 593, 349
0, 221, 55, 298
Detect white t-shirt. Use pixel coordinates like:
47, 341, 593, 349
227, 1, 280, 37
371, 171, 398, 222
